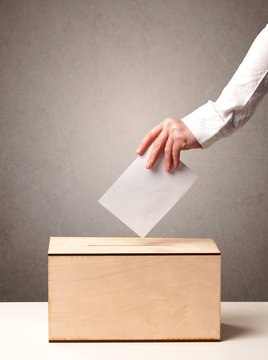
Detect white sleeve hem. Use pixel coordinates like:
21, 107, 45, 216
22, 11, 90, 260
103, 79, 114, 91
181, 100, 235, 149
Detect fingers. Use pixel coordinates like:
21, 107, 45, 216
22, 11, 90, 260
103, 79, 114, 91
172, 140, 185, 169
165, 136, 173, 172
136, 124, 162, 155
146, 130, 168, 169
172, 147, 180, 169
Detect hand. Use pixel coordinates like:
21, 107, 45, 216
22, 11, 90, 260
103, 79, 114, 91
136, 117, 202, 172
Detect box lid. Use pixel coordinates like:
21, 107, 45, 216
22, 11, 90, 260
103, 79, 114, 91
48, 237, 220, 255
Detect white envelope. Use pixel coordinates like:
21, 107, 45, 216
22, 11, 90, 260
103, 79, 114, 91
98, 144, 198, 237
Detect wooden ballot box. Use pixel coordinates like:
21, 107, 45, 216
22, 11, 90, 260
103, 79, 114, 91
48, 237, 221, 341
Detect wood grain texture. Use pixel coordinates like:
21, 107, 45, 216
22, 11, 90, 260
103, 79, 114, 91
48, 252, 221, 341
48, 237, 220, 255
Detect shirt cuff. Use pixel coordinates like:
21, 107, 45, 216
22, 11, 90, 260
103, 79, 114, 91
181, 100, 235, 149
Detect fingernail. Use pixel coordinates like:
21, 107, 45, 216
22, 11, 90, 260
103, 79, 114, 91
146, 161, 151, 169
136, 147, 141, 154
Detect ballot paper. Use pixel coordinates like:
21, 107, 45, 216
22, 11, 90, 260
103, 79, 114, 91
98, 144, 198, 237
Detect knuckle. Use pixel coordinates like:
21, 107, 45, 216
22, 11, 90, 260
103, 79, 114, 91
141, 136, 147, 144
164, 117, 173, 126
165, 161, 171, 167
153, 141, 161, 150
165, 147, 170, 155
141, 141, 147, 148
140, 139, 145, 146
174, 134, 183, 142
144, 134, 151, 142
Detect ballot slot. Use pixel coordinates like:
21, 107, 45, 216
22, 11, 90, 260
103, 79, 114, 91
48, 237, 220, 254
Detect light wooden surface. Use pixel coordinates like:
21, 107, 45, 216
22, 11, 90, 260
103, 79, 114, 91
48, 237, 221, 255
48, 254, 221, 341
1, 302, 268, 360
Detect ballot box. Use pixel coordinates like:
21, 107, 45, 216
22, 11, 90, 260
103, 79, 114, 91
48, 237, 221, 341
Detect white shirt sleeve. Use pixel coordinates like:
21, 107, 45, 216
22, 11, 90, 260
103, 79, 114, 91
181, 24, 268, 149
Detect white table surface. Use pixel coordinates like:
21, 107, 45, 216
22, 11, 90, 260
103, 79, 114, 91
0, 302, 267, 360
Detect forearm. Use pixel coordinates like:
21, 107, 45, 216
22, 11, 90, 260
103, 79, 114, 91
181, 24, 268, 149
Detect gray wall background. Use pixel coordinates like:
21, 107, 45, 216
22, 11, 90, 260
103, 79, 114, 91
1, 0, 267, 301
